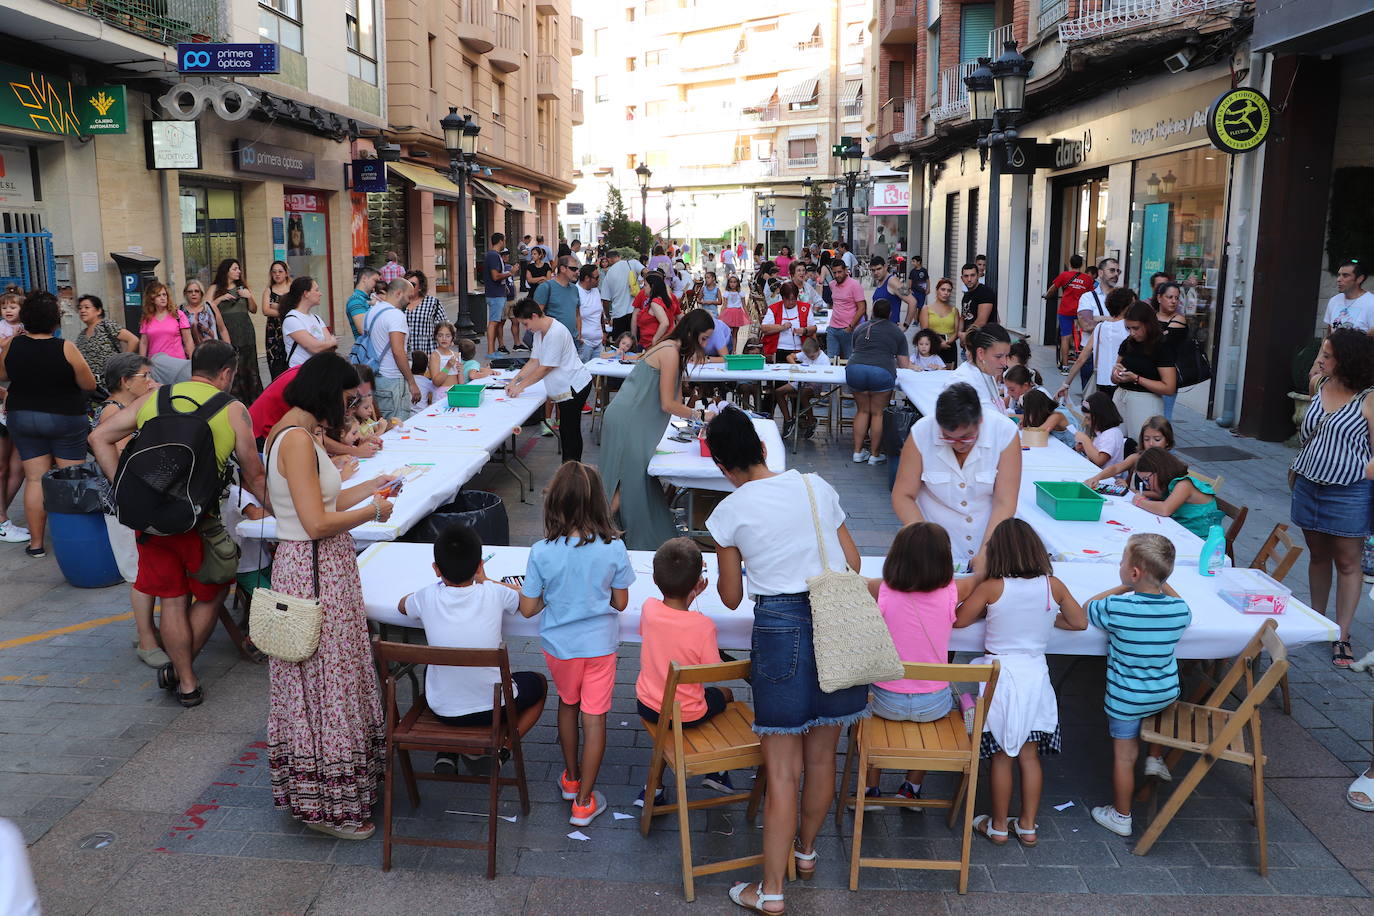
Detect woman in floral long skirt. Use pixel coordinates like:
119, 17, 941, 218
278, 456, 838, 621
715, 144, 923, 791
263, 353, 399, 838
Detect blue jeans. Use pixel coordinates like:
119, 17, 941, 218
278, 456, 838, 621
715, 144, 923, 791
827, 327, 854, 361
1107, 715, 1142, 739
750, 592, 870, 735
869, 685, 954, 722
1162, 393, 1177, 420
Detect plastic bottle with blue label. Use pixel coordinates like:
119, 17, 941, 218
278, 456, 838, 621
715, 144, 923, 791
1198, 524, 1226, 577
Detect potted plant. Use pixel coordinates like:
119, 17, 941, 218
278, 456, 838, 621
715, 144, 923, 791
1286, 338, 1321, 447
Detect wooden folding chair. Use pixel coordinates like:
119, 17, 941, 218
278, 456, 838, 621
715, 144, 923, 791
1249, 523, 1303, 714
837, 662, 1001, 893
1216, 497, 1249, 565
1190, 469, 1224, 492
1134, 619, 1288, 873
373, 638, 533, 877
639, 660, 770, 901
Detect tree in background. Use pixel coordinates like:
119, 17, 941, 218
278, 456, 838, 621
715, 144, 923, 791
804, 181, 831, 251
600, 185, 652, 253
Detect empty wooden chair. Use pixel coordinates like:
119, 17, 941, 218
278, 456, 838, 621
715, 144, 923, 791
1216, 497, 1249, 565
639, 659, 770, 901
837, 661, 1000, 893
1249, 523, 1304, 713
373, 638, 533, 877
1134, 619, 1288, 873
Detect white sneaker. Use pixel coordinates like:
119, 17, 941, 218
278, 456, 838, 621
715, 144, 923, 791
852, 449, 870, 463
868, 454, 887, 466
1090, 805, 1132, 837
1143, 755, 1172, 782
0, 522, 28, 543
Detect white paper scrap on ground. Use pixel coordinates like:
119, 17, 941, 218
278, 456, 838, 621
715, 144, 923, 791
500, 815, 518, 823
1053, 801, 1074, 811
613, 812, 635, 820
446, 810, 488, 817
567, 830, 591, 841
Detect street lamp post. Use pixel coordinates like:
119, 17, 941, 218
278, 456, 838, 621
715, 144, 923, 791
441, 105, 481, 339
757, 191, 776, 257
635, 163, 652, 244
836, 143, 863, 251
964, 41, 1033, 292
663, 184, 674, 242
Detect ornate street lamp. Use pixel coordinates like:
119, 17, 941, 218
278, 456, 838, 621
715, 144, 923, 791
635, 163, 652, 235
663, 184, 674, 240
441, 106, 481, 338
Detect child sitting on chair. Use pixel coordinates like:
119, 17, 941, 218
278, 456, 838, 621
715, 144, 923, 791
1086, 533, 1191, 838
634, 537, 735, 808
398, 524, 548, 775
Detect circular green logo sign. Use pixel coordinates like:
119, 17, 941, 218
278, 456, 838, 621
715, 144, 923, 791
1207, 88, 1271, 154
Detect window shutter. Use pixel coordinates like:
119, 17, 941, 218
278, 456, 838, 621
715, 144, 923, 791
959, 4, 995, 63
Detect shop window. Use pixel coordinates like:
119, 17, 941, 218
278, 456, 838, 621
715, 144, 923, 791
433, 204, 452, 292
284, 189, 332, 306
181, 185, 244, 289
259, 0, 303, 53
366, 184, 408, 271
346, 0, 378, 85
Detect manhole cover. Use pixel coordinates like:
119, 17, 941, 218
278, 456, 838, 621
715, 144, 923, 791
77, 832, 116, 850
1176, 445, 1256, 462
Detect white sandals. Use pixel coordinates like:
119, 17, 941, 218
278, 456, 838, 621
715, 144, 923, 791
1348, 771, 1374, 811
792, 845, 818, 880
1009, 817, 1039, 847
729, 882, 785, 914
972, 814, 1008, 845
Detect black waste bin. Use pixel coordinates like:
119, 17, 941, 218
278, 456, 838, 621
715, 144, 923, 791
402, 490, 509, 546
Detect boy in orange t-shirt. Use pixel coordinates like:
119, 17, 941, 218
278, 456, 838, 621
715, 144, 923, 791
635, 537, 735, 806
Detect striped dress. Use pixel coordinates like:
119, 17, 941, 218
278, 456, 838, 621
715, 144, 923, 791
1087, 592, 1192, 721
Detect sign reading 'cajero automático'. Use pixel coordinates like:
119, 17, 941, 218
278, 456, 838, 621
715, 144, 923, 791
1206, 88, 1272, 154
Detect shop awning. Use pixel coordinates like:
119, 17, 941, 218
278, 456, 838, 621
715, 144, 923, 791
470, 178, 536, 212
788, 124, 819, 139
780, 76, 819, 106
677, 29, 740, 70
386, 162, 461, 200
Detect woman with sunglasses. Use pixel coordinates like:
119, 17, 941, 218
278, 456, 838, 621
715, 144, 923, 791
892, 382, 1022, 576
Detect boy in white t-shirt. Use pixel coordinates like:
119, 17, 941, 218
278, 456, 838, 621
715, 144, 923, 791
399, 525, 549, 775
222, 483, 272, 596
775, 336, 831, 439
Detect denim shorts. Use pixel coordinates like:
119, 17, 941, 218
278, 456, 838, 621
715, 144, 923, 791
7, 409, 90, 461
1291, 474, 1373, 539
869, 684, 954, 722
1057, 313, 1077, 337
845, 363, 896, 394
827, 327, 854, 360
1107, 715, 1142, 740
485, 296, 507, 323
750, 592, 870, 735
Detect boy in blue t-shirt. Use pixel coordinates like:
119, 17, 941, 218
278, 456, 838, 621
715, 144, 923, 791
1085, 533, 1192, 838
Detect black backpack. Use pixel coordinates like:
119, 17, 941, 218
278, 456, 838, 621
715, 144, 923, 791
113, 386, 234, 536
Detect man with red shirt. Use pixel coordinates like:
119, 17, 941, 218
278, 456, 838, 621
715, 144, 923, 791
249, 356, 380, 457
1044, 254, 1093, 372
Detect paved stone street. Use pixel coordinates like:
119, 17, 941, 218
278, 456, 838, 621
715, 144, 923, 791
6, 345, 1374, 914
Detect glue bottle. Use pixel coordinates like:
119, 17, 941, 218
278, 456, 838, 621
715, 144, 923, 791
1198, 524, 1226, 577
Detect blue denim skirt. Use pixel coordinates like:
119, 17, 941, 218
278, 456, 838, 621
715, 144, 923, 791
1291, 474, 1374, 539
751, 592, 871, 735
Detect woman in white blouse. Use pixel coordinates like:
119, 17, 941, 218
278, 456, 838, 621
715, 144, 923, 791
280, 276, 338, 369
951, 323, 1013, 413
892, 382, 1022, 574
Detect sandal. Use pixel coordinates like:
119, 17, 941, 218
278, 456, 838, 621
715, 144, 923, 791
728, 882, 784, 915
792, 844, 818, 881
305, 820, 376, 840
1349, 771, 1374, 812
972, 814, 1009, 845
1333, 640, 1354, 669
1009, 817, 1038, 847
156, 663, 179, 691
175, 686, 203, 708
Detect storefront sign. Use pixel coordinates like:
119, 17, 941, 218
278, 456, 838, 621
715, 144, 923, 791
1206, 88, 1272, 154
0, 64, 126, 135
999, 139, 1040, 176
285, 190, 326, 213
0, 145, 35, 206
146, 120, 201, 170
233, 140, 315, 179
351, 159, 387, 193
868, 181, 910, 215
272, 216, 286, 262
566, 202, 585, 216
177, 43, 279, 74
1048, 137, 1087, 171
1137, 202, 1171, 295
350, 192, 370, 260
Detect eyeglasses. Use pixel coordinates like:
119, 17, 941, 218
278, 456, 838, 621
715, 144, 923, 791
938, 432, 979, 445
130, 372, 152, 380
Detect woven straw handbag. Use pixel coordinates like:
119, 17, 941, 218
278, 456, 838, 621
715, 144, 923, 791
800, 474, 904, 692
249, 540, 322, 663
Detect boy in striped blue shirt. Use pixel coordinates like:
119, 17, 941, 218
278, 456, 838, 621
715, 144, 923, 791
1085, 533, 1192, 837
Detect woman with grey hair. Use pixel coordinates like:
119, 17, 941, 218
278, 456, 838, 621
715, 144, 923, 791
891, 381, 1023, 575
95, 351, 166, 667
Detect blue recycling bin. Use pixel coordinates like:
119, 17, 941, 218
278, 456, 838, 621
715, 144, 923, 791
42, 464, 122, 588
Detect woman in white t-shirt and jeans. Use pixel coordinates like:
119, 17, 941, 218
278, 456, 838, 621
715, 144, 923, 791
506, 298, 594, 463
280, 276, 337, 369
704, 407, 868, 914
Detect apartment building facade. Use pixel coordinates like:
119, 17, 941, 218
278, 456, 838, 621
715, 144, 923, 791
568, 0, 871, 257
871, 0, 1258, 419
3, 0, 384, 335
381, 0, 577, 302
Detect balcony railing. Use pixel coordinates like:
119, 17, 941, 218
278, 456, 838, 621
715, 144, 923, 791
457, 0, 495, 52
930, 61, 976, 122
1059, 0, 1240, 42
535, 53, 560, 99
52, 0, 227, 45
987, 23, 1014, 55
786, 153, 819, 169
743, 104, 782, 122
571, 87, 584, 123
894, 99, 918, 141
570, 15, 583, 54
490, 10, 521, 70
1039, 0, 1070, 33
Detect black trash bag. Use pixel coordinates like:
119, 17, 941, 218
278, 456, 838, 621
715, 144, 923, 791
402, 490, 509, 546
41, 462, 112, 515
882, 402, 919, 460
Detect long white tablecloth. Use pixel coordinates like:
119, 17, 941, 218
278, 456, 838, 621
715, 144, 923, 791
588, 357, 847, 387
647, 417, 785, 492
359, 543, 1335, 658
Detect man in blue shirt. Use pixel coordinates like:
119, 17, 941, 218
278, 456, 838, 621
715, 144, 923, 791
534, 255, 581, 341
484, 233, 514, 354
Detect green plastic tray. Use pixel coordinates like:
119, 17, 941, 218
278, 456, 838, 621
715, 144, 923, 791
447, 384, 486, 408
724, 354, 765, 370
1034, 481, 1105, 522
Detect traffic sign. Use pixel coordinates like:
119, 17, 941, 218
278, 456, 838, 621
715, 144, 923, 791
177, 43, 279, 74
761, 217, 776, 229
